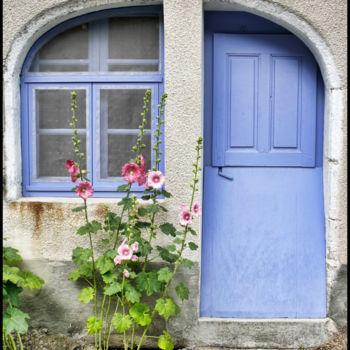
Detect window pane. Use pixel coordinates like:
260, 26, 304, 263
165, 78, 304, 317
101, 134, 151, 178
38, 134, 86, 177
100, 89, 151, 129
108, 17, 159, 71
29, 24, 89, 72
37, 89, 86, 129
108, 64, 159, 72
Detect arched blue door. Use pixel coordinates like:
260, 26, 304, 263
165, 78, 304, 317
200, 12, 326, 318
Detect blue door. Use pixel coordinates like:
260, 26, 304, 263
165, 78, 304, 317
200, 33, 326, 318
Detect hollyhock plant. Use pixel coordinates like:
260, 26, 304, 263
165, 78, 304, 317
192, 202, 202, 217
146, 170, 165, 189
122, 163, 141, 183
178, 209, 193, 226
65, 160, 80, 182
117, 239, 133, 260
67, 90, 204, 350
75, 181, 94, 200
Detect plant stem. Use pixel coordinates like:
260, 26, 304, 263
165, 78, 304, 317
16, 332, 23, 350
105, 298, 120, 350
130, 321, 136, 350
99, 294, 106, 350
7, 334, 16, 350
113, 184, 132, 250
103, 296, 111, 350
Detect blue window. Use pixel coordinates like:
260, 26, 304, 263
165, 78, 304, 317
21, 7, 164, 197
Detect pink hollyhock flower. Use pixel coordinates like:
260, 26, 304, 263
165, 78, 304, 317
123, 269, 130, 278
122, 163, 141, 183
75, 182, 94, 200
178, 210, 192, 226
192, 202, 202, 217
131, 255, 138, 262
114, 256, 122, 265
137, 154, 147, 186
131, 242, 139, 252
146, 170, 165, 189
66, 160, 80, 182
117, 239, 133, 260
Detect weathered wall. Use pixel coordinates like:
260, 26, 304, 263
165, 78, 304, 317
3, 0, 347, 348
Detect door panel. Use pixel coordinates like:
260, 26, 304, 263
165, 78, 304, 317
212, 34, 317, 167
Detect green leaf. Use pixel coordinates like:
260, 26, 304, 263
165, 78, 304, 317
116, 184, 130, 192
138, 238, 152, 256
78, 262, 93, 278
111, 313, 132, 333
118, 197, 133, 209
129, 303, 151, 327
158, 331, 174, 350
124, 283, 141, 303
159, 205, 168, 212
96, 255, 114, 275
156, 246, 178, 263
102, 272, 118, 284
173, 237, 182, 245
3, 265, 22, 284
104, 282, 122, 296
141, 195, 151, 200
19, 271, 44, 290
77, 224, 90, 236
3, 282, 23, 307
180, 258, 194, 269
104, 212, 121, 231
135, 271, 161, 296
87, 316, 102, 335
135, 221, 151, 229
175, 282, 189, 300
157, 267, 174, 283
3, 307, 30, 335
159, 223, 176, 237
68, 269, 82, 281
188, 242, 198, 250
72, 247, 92, 265
3, 247, 22, 264
78, 287, 94, 304
166, 245, 176, 252
147, 204, 160, 214
188, 227, 197, 236
155, 298, 178, 320
161, 190, 172, 198
137, 207, 148, 217
89, 220, 102, 234
105, 250, 118, 259
72, 206, 85, 212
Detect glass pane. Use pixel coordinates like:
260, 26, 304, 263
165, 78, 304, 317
38, 134, 86, 177
29, 23, 89, 72
100, 89, 151, 129
38, 64, 88, 72
101, 134, 151, 178
37, 89, 86, 129
108, 17, 159, 60
108, 64, 158, 72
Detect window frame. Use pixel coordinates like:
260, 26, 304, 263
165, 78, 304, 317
21, 6, 164, 197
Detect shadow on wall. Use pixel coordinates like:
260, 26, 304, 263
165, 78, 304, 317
329, 264, 347, 331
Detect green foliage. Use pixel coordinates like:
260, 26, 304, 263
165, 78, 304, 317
116, 184, 130, 192
188, 242, 198, 250
78, 287, 94, 304
156, 246, 179, 263
77, 221, 102, 235
175, 282, 189, 300
111, 313, 132, 333
155, 298, 180, 320
129, 303, 152, 326
96, 254, 114, 274
104, 282, 122, 296
138, 207, 148, 217
101, 272, 118, 284
19, 271, 45, 290
136, 271, 162, 296
160, 223, 177, 237
158, 331, 174, 350
180, 258, 194, 269
72, 247, 92, 265
124, 282, 142, 303
87, 316, 103, 335
72, 206, 85, 212
3, 247, 22, 264
3, 282, 23, 307
3, 307, 30, 335
157, 267, 174, 283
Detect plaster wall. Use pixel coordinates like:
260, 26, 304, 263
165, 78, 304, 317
3, 0, 347, 347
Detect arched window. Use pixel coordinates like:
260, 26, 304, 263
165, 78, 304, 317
21, 6, 164, 197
